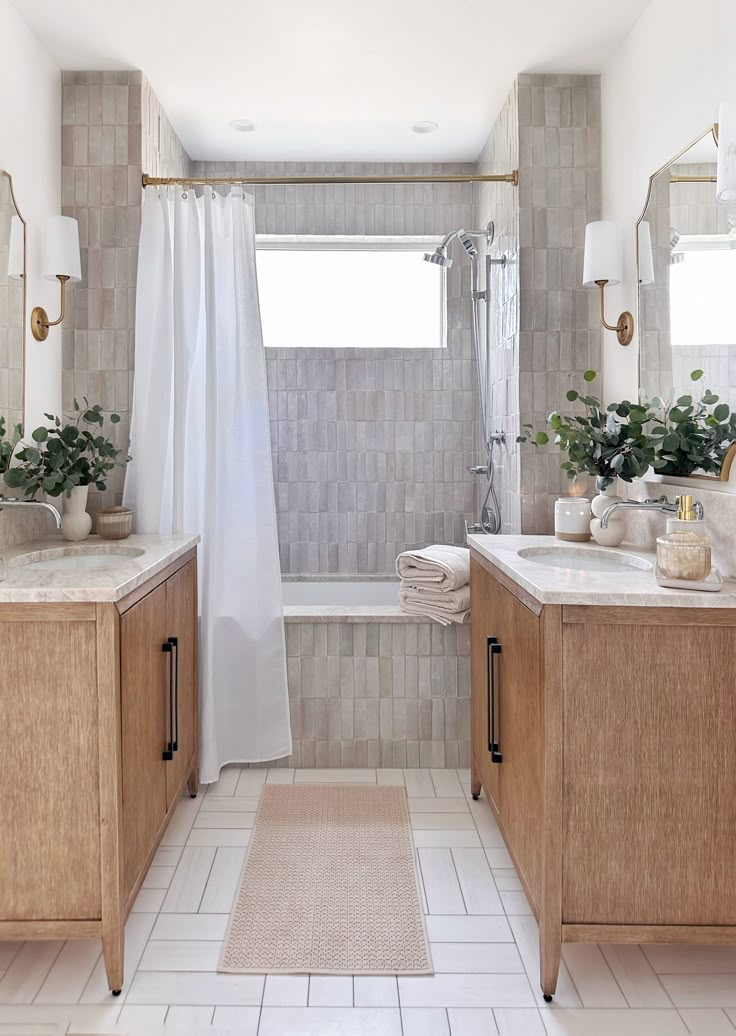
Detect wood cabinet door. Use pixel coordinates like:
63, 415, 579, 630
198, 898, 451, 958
563, 618, 736, 925
470, 557, 502, 815
120, 582, 169, 898
491, 579, 543, 907
165, 560, 198, 807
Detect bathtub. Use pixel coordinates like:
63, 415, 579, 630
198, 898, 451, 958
281, 575, 471, 770
283, 576, 401, 616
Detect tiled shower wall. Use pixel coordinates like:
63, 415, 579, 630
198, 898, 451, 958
193, 159, 483, 573
467, 74, 602, 535
284, 619, 471, 769
61, 71, 191, 513
517, 74, 603, 532
473, 81, 521, 533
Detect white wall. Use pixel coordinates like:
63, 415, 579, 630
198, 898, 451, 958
0, 0, 60, 430
601, 0, 736, 401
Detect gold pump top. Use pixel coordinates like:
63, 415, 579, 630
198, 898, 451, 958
677, 495, 697, 521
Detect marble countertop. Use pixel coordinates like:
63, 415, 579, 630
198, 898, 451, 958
0, 533, 200, 603
467, 534, 736, 607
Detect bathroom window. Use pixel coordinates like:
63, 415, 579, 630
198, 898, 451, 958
256, 236, 447, 349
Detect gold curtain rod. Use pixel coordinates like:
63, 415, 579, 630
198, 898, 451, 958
142, 171, 519, 188
670, 175, 717, 183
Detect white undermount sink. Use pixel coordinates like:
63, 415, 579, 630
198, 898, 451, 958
517, 546, 652, 574
10, 546, 145, 572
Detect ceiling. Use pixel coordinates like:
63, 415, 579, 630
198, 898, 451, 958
13, 0, 651, 163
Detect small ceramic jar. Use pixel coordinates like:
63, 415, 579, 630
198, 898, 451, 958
554, 496, 592, 542
96, 506, 134, 540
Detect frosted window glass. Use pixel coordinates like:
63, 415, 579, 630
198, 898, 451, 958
256, 246, 446, 349
670, 249, 736, 346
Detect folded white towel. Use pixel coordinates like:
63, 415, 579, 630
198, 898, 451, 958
398, 585, 471, 626
396, 544, 470, 592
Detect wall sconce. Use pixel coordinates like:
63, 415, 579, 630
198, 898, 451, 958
583, 220, 634, 346
637, 220, 655, 286
716, 101, 736, 202
31, 215, 81, 342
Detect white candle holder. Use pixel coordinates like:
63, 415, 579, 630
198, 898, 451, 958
555, 497, 592, 542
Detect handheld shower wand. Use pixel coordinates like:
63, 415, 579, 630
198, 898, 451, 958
424, 222, 507, 535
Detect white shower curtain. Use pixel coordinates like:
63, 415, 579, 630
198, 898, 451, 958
124, 187, 292, 783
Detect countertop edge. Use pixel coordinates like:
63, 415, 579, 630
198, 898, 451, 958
467, 535, 736, 608
0, 535, 200, 604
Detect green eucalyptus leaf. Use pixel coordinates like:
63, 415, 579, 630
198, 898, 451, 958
690, 369, 704, 381
566, 390, 578, 402
714, 403, 730, 422
3, 467, 25, 488
583, 370, 597, 382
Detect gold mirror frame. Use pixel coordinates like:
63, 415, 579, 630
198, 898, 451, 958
635, 125, 736, 485
0, 169, 27, 433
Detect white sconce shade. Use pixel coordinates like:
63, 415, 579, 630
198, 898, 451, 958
583, 220, 622, 286
637, 221, 655, 286
7, 215, 24, 281
42, 216, 81, 282
716, 102, 736, 203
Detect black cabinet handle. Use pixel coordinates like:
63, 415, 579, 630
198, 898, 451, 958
162, 641, 174, 761
486, 636, 503, 764
168, 637, 179, 753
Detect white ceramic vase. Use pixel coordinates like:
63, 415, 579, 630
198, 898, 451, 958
61, 485, 93, 542
590, 477, 626, 547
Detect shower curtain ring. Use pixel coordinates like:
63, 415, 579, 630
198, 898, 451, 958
182, 187, 188, 200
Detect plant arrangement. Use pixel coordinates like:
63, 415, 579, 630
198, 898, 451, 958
645, 370, 736, 476
0, 416, 23, 476
4, 399, 129, 498
517, 371, 657, 485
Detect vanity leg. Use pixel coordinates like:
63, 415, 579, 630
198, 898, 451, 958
539, 919, 561, 1002
470, 759, 481, 801
102, 921, 124, 996
187, 764, 199, 799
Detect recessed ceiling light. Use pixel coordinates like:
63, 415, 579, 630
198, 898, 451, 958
412, 121, 439, 134
229, 119, 256, 133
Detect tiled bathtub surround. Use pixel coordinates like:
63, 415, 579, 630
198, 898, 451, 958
194, 159, 482, 573
284, 619, 471, 769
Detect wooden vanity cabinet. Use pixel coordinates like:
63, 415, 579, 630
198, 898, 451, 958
0, 549, 198, 994
470, 548, 736, 998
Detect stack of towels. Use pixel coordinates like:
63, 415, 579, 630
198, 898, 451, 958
396, 544, 471, 626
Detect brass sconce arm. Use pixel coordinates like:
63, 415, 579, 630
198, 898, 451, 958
595, 279, 634, 347
31, 275, 70, 342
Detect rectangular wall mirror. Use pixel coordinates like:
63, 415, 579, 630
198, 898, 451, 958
0, 170, 26, 438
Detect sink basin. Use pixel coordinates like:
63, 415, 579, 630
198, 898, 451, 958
10, 546, 145, 572
517, 546, 652, 574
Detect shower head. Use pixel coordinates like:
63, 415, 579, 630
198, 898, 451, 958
423, 246, 453, 268
423, 225, 487, 268
456, 230, 478, 257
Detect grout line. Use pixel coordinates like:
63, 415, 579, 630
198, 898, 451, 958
448, 848, 470, 915
195, 846, 220, 914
